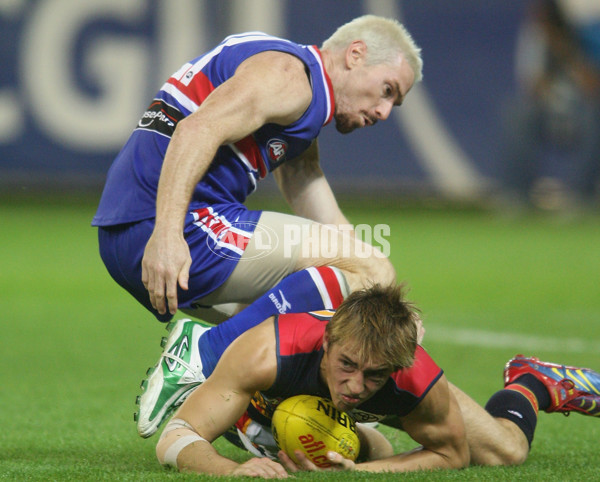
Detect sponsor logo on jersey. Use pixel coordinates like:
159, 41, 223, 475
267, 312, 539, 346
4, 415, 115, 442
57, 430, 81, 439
136, 99, 184, 137
347, 408, 384, 424
267, 138, 288, 162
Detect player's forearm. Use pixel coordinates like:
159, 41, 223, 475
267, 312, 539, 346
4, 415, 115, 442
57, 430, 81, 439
156, 427, 239, 476
275, 145, 352, 228
356, 445, 469, 473
280, 173, 353, 229
154, 119, 218, 230
175, 441, 242, 476
356, 423, 394, 461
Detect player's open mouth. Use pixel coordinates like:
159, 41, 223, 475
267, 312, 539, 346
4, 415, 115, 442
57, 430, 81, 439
361, 113, 378, 127
341, 394, 361, 404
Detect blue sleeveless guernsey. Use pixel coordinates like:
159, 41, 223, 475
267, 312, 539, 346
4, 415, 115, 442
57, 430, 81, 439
92, 32, 335, 227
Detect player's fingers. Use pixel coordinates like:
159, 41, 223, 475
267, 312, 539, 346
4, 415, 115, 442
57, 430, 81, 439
259, 459, 288, 479
178, 262, 190, 292
164, 276, 178, 315
234, 458, 289, 479
153, 281, 167, 314
292, 450, 320, 471
141, 265, 149, 289
142, 265, 161, 312
325, 451, 355, 470
277, 450, 300, 473
145, 266, 167, 314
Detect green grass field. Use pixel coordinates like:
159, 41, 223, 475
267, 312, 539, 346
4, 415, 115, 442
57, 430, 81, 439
1, 195, 599, 481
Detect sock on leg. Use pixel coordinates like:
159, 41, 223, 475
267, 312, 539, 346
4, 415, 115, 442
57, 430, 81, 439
510, 373, 551, 411
484, 373, 550, 448
202, 266, 349, 369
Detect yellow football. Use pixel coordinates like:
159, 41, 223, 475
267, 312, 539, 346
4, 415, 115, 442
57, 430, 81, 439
271, 395, 360, 467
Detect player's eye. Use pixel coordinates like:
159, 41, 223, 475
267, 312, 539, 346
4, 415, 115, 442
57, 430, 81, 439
366, 371, 387, 384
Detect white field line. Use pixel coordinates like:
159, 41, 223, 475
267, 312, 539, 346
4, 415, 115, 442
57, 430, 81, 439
423, 324, 600, 354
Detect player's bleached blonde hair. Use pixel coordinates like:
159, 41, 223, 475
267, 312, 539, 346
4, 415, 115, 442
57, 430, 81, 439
321, 14, 423, 82
326, 283, 418, 371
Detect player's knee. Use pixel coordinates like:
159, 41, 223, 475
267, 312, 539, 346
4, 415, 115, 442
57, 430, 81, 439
341, 260, 396, 293
358, 248, 396, 287
472, 444, 528, 467
375, 253, 397, 285
498, 445, 528, 466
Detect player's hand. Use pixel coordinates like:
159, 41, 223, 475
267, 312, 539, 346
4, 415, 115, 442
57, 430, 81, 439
141, 230, 191, 315
278, 450, 355, 473
230, 457, 289, 478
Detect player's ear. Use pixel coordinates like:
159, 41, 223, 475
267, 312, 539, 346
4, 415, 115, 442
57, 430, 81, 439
322, 332, 329, 352
346, 40, 367, 69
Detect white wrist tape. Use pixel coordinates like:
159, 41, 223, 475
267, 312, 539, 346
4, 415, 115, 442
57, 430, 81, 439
162, 417, 195, 435
159, 418, 208, 468
163, 434, 207, 467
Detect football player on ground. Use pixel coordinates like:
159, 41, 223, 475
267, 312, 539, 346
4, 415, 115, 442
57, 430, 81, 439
136, 283, 600, 477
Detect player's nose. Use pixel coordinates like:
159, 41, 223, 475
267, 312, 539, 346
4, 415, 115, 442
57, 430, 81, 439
375, 99, 393, 120
346, 373, 365, 394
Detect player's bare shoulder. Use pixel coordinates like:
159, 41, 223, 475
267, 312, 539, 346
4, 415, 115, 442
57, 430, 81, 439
218, 316, 279, 392
235, 51, 313, 125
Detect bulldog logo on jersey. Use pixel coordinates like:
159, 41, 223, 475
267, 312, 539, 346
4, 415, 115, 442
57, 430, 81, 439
267, 138, 288, 162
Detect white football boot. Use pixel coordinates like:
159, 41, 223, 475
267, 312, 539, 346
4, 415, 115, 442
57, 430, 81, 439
135, 318, 211, 438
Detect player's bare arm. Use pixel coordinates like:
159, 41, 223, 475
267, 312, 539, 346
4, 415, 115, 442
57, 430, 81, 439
354, 375, 469, 473
273, 140, 351, 228
156, 318, 286, 476
356, 423, 394, 460
275, 139, 396, 290
142, 51, 314, 315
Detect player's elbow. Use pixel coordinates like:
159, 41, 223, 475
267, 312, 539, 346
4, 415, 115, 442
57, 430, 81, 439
452, 441, 471, 469
441, 429, 470, 470
424, 438, 470, 471
474, 442, 528, 467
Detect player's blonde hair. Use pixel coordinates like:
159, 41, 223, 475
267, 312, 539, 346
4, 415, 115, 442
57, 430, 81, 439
321, 14, 423, 82
326, 284, 418, 371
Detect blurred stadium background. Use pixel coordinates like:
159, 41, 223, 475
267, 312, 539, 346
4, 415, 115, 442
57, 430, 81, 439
1, 1, 599, 479
2, 0, 525, 201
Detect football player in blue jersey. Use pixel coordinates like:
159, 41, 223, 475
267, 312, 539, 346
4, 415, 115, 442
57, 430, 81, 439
93, 15, 422, 330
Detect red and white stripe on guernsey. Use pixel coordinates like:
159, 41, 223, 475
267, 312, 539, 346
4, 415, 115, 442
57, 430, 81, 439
230, 136, 268, 182
163, 67, 214, 113
160, 32, 292, 115
306, 266, 348, 310
307, 45, 335, 126
191, 207, 253, 256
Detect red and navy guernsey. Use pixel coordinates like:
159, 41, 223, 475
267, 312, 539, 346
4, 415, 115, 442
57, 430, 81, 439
258, 311, 444, 424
